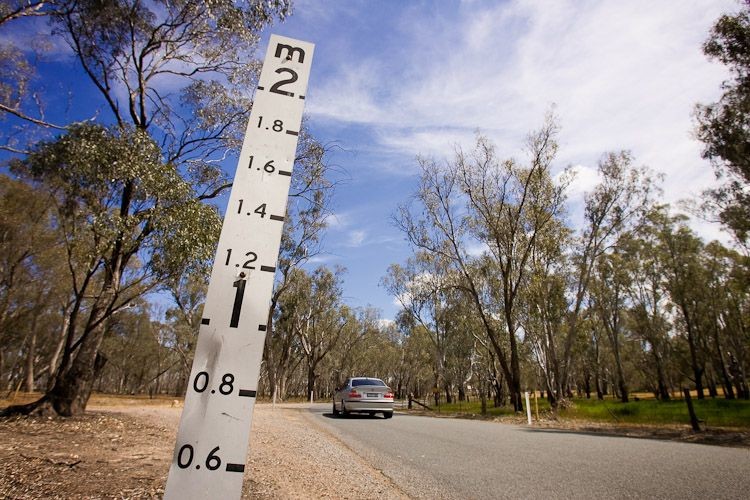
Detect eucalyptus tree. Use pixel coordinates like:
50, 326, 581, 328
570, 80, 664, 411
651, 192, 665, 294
656, 213, 710, 398
164, 270, 207, 396
695, 6, 750, 246
702, 241, 750, 399
285, 266, 349, 398
390, 311, 433, 400
554, 152, 658, 405
0, 0, 70, 151
396, 116, 569, 412
383, 253, 456, 404
1, 1, 337, 416
326, 306, 381, 388
590, 248, 634, 402
521, 217, 570, 406
1, 124, 220, 416
0, 174, 69, 391
621, 217, 673, 400
264, 128, 332, 402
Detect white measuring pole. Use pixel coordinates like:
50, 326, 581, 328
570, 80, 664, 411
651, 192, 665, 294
164, 35, 314, 500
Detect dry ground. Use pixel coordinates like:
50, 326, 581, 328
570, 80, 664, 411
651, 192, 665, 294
0, 397, 406, 499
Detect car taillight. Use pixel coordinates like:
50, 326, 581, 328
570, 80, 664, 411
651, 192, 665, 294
348, 390, 361, 398
384, 392, 393, 399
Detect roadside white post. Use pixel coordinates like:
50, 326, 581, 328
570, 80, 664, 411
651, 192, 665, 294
525, 391, 532, 425
310, 391, 314, 404
164, 35, 314, 500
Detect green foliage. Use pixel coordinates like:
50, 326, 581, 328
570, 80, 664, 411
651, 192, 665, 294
12, 123, 221, 278
696, 6, 750, 244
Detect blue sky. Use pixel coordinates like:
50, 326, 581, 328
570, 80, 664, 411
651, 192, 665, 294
266, 0, 737, 320
1, 0, 739, 321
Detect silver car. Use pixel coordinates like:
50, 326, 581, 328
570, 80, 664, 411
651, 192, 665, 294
332, 377, 394, 419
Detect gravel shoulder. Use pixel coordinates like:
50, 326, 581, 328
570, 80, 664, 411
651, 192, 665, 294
0, 402, 407, 499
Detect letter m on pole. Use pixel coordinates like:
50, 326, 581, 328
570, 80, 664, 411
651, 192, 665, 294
275, 43, 305, 63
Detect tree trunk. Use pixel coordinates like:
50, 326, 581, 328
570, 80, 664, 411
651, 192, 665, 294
683, 308, 705, 399
713, 332, 735, 399
25, 325, 37, 393
653, 350, 670, 401
306, 363, 316, 401
507, 320, 524, 412
47, 312, 69, 391
48, 287, 114, 416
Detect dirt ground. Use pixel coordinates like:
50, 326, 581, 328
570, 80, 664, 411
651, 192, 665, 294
0, 401, 407, 499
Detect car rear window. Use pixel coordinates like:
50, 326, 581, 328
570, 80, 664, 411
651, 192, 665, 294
352, 378, 386, 387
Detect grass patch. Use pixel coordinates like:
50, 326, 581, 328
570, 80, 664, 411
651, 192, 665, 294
563, 397, 750, 428
406, 396, 750, 429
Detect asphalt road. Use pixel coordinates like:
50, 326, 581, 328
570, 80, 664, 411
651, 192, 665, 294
305, 403, 750, 499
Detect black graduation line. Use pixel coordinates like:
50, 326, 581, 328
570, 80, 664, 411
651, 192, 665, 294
260, 266, 276, 273
258, 325, 267, 331
201, 318, 210, 325
229, 280, 246, 328
278, 170, 292, 176
270, 215, 284, 221
257, 86, 264, 90
299, 95, 305, 100
226, 463, 245, 473
285, 130, 299, 136
238, 389, 257, 398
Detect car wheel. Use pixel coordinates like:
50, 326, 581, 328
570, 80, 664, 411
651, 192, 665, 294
383, 411, 393, 419
332, 401, 339, 417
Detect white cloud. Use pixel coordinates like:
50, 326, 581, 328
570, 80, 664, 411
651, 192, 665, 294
377, 318, 395, 330
563, 164, 602, 200
346, 229, 366, 247
305, 0, 737, 241
326, 211, 352, 230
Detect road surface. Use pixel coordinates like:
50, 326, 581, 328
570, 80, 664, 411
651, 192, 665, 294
304, 403, 750, 499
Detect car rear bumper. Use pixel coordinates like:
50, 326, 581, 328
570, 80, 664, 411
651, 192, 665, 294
343, 400, 394, 412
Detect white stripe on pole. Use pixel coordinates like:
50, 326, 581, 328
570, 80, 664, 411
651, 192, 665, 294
164, 35, 314, 500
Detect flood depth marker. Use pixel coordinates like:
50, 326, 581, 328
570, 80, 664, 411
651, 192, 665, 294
164, 35, 314, 499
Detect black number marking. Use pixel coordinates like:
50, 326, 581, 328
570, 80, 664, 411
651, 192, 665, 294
269, 68, 298, 97
205, 446, 222, 471
225, 249, 232, 265
254, 204, 267, 218
256, 116, 284, 133
248, 156, 254, 169
219, 374, 234, 395
177, 444, 194, 469
263, 160, 275, 173
274, 43, 305, 63
243, 251, 258, 269
230, 279, 246, 328
193, 372, 209, 393
237, 199, 243, 214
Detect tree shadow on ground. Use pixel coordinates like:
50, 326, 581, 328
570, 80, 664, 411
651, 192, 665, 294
520, 425, 750, 448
